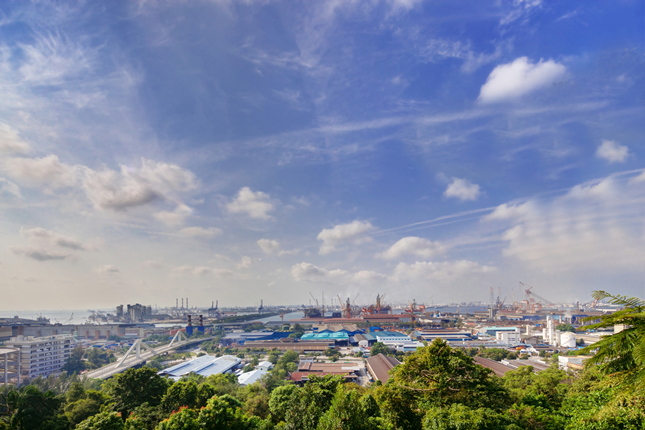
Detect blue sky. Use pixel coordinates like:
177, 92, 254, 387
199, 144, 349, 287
0, 0, 644, 310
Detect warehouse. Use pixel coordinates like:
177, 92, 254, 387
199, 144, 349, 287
157, 355, 241, 381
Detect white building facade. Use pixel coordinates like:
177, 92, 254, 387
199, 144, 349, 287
4, 334, 75, 380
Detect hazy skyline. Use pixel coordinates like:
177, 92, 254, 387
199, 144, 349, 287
1, 0, 644, 310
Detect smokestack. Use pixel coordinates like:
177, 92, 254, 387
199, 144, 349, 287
187, 315, 192, 326
199, 315, 203, 327
181, 298, 184, 309
186, 298, 188, 309
176, 298, 178, 309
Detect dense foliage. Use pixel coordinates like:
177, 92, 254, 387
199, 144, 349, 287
2, 292, 644, 429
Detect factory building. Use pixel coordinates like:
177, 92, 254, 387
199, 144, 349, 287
415, 330, 475, 343
4, 334, 75, 381
238, 369, 268, 386
157, 355, 241, 381
220, 331, 293, 346
288, 359, 360, 384
366, 353, 401, 384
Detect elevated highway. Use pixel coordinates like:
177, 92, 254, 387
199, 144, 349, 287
83, 332, 216, 380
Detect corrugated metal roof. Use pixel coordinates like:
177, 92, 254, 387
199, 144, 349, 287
238, 368, 268, 385
301, 332, 349, 340
158, 355, 240, 380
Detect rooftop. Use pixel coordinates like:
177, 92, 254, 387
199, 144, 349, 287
365, 353, 401, 383
157, 355, 240, 380
238, 368, 268, 385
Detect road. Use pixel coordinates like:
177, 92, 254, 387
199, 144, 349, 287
84, 336, 215, 380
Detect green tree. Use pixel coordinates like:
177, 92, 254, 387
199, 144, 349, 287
0, 385, 64, 430
76, 411, 125, 430
556, 324, 575, 333
579, 290, 645, 393
203, 373, 239, 397
86, 348, 116, 370
283, 375, 343, 430
160, 380, 200, 413
124, 403, 167, 430
377, 339, 509, 429
156, 407, 199, 430
64, 389, 110, 426
268, 385, 297, 423
106, 367, 170, 418
422, 404, 508, 430
62, 345, 86, 374
317, 386, 391, 430
370, 343, 392, 357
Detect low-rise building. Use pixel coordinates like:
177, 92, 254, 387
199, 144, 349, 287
4, 334, 75, 381
558, 355, 592, 371
496, 331, 521, 344
366, 353, 400, 383
157, 355, 241, 381
238, 368, 268, 385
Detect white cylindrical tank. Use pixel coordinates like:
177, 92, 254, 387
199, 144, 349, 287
560, 332, 576, 348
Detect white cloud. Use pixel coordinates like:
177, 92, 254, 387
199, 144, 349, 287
179, 227, 222, 239
420, 39, 505, 73
478, 57, 566, 103
154, 204, 193, 227
3, 155, 77, 191
483, 202, 533, 221
290, 262, 347, 281
172, 265, 234, 277
0, 123, 30, 154
444, 178, 481, 201
95, 264, 119, 274
393, 260, 496, 282
317, 220, 375, 254
352, 270, 388, 282
257, 238, 280, 254
378, 236, 445, 259
596, 140, 628, 163
0, 178, 21, 197
226, 187, 274, 219
11, 247, 70, 261
500, 0, 543, 26
237, 256, 252, 269
82, 159, 197, 211
485, 176, 645, 272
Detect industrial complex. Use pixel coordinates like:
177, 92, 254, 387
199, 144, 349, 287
0, 287, 622, 387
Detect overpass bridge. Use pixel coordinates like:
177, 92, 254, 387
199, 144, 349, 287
83, 331, 216, 380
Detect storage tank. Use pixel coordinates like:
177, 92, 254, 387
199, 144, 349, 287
560, 332, 576, 348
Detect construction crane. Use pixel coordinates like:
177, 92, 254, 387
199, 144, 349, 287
64, 313, 74, 325
520, 282, 554, 307
309, 292, 320, 310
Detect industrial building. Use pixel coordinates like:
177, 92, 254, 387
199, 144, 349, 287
238, 368, 268, 386
558, 355, 592, 371
289, 359, 360, 384
366, 353, 400, 383
415, 330, 475, 343
220, 331, 293, 346
4, 334, 76, 381
300, 332, 350, 345
0, 347, 21, 385
0, 322, 149, 341
242, 339, 333, 352
157, 355, 241, 381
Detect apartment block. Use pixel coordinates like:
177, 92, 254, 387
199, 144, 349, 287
4, 334, 76, 380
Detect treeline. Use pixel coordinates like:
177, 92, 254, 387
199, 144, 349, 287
1, 290, 643, 429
